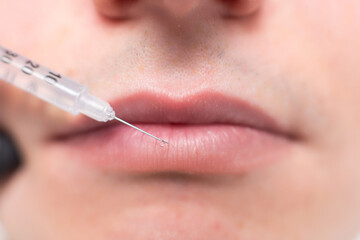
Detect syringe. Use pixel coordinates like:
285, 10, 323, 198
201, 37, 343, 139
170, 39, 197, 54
0, 46, 168, 144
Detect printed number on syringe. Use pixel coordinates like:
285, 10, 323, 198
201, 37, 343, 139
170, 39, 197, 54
1, 49, 62, 85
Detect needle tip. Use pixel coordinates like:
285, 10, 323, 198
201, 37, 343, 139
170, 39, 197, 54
113, 116, 168, 144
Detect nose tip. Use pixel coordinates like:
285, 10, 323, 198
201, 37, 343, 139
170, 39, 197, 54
161, 0, 203, 17
94, 0, 262, 19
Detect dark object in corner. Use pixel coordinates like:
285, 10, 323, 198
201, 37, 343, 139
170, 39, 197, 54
0, 130, 21, 177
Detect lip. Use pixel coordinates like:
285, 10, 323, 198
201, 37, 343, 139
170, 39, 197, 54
49, 91, 295, 174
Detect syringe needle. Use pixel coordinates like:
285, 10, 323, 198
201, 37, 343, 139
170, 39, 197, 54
114, 116, 168, 145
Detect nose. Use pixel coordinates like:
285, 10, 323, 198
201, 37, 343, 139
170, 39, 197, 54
221, 0, 263, 16
93, 0, 137, 19
93, 0, 262, 19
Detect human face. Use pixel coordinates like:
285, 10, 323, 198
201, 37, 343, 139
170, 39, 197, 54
0, 0, 360, 239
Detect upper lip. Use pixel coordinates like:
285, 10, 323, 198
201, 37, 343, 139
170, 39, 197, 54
53, 91, 293, 140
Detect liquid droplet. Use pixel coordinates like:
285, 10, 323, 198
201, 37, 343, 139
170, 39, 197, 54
160, 140, 168, 147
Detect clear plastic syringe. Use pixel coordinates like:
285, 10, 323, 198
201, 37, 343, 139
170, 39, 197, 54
0, 46, 168, 144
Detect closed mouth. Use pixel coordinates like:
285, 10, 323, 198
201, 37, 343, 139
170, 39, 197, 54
48, 91, 297, 174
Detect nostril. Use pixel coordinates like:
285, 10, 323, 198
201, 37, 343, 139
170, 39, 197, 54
93, 0, 138, 19
220, 0, 262, 17
0, 130, 22, 179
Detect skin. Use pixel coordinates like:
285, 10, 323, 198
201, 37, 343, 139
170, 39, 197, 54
0, 0, 360, 239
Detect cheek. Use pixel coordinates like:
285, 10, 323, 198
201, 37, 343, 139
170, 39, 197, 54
293, 0, 360, 53
297, 0, 360, 142
0, 0, 51, 48
0, 0, 92, 57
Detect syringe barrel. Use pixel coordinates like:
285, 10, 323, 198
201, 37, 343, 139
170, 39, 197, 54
0, 46, 114, 122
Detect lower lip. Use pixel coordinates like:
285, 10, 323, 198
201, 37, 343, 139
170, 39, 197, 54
50, 123, 292, 173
